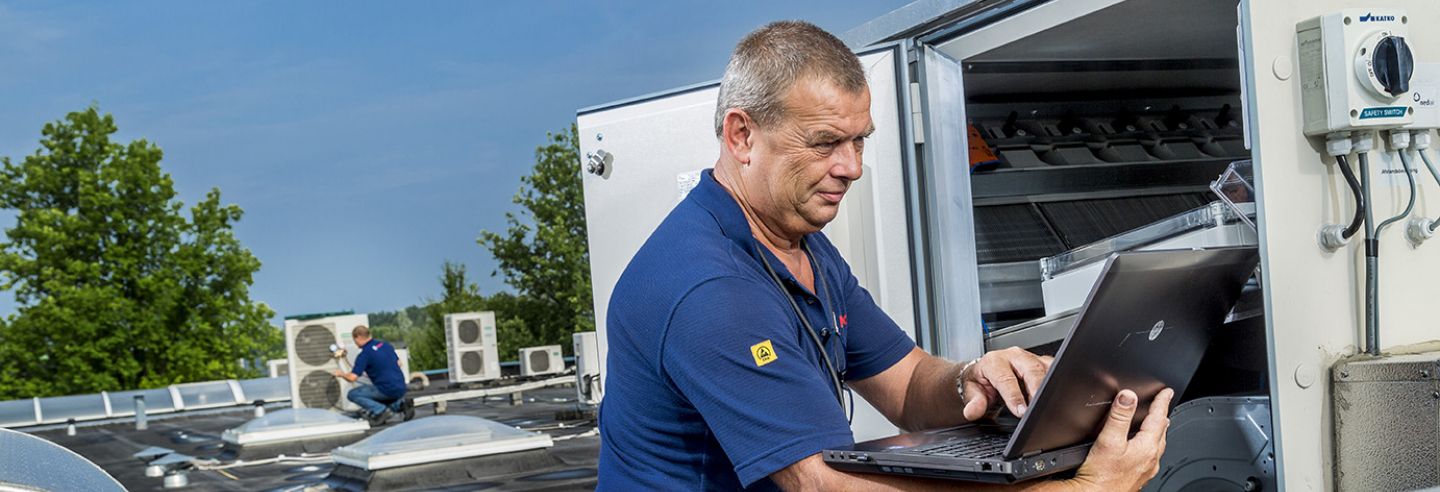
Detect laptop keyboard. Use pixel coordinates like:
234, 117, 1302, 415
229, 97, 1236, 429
906, 434, 1010, 459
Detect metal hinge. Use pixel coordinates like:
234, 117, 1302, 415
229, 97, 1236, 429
909, 82, 925, 145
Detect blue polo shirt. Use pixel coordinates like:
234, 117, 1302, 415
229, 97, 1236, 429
597, 170, 915, 490
351, 339, 406, 398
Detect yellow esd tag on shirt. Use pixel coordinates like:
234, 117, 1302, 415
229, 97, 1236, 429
750, 340, 778, 367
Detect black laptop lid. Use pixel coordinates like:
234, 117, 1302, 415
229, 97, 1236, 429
1001, 247, 1259, 459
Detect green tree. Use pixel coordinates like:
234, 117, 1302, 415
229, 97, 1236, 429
0, 107, 280, 399
411, 261, 487, 371
478, 125, 594, 350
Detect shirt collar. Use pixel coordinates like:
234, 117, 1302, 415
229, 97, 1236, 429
691, 169, 819, 291
361, 339, 377, 350
690, 169, 761, 250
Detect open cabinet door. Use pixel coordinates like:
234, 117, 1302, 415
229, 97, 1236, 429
917, 46, 986, 363
576, 43, 917, 441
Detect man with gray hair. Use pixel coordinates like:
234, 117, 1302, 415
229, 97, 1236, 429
597, 21, 1171, 491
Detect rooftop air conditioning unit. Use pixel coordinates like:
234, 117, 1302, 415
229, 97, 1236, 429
573, 332, 602, 405
445, 312, 500, 383
267, 359, 289, 378
394, 348, 412, 385
520, 345, 564, 377
284, 313, 369, 411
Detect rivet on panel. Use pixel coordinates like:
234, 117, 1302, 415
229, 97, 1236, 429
1295, 363, 1316, 389
1273, 56, 1293, 80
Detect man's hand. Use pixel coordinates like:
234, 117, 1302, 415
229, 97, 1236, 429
958, 347, 1054, 420
332, 369, 344, 378
1066, 388, 1174, 492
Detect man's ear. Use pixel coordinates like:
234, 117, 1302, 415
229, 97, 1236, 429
721, 109, 756, 165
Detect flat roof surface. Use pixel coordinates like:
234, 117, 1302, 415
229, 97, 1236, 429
31, 381, 598, 491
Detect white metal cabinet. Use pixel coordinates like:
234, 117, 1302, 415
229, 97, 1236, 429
577, 44, 917, 441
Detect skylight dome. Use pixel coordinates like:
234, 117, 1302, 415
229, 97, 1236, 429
0, 428, 125, 492
221, 408, 368, 446
331, 415, 552, 470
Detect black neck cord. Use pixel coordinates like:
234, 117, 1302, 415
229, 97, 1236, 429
756, 241, 847, 410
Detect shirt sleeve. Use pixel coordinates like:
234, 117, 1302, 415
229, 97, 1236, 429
351, 349, 370, 378
660, 275, 855, 487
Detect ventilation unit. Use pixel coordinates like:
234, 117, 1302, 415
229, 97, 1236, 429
394, 348, 412, 384
573, 332, 602, 405
519, 345, 564, 377
284, 313, 369, 411
445, 312, 500, 383
267, 359, 289, 378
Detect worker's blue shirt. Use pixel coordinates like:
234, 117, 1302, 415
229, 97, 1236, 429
597, 170, 916, 491
351, 339, 406, 398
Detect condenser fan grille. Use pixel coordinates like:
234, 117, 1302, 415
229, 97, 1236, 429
460, 350, 483, 375
298, 371, 342, 409
458, 319, 481, 345
528, 350, 551, 373
295, 325, 337, 366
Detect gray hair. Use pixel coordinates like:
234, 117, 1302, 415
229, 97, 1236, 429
714, 21, 867, 137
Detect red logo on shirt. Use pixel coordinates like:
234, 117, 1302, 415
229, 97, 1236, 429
838, 315, 848, 330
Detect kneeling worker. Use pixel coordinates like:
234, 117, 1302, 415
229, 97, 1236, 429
597, 21, 1173, 491
332, 325, 414, 425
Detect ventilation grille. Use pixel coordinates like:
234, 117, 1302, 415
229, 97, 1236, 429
457, 319, 481, 345
460, 350, 484, 376
298, 371, 341, 409
294, 324, 337, 368
527, 350, 551, 373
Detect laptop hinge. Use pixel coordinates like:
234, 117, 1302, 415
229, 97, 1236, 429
1021, 449, 1044, 458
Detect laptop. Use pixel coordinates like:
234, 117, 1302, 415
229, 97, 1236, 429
823, 247, 1260, 483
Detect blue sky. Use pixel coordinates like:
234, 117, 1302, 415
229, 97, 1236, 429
0, 1, 909, 320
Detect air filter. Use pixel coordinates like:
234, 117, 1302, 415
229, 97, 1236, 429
1038, 194, 1210, 248
973, 204, 1065, 264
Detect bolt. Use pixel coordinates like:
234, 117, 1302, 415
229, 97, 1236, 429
1432, 391, 1439, 399
596, 133, 604, 141
1423, 370, 1431, 378
1340, 370, 1349, 379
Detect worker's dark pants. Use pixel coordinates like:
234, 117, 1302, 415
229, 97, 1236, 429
348, 384, 403, 417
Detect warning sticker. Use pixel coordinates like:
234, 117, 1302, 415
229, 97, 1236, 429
750, 340, 778, 367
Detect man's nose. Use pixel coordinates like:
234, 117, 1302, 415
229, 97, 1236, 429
831, 140, 863, 181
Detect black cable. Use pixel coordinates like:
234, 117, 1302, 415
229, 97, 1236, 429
756, 243, 846, 409
1360, 152, 1379, 356
1335, 154, 1366, 238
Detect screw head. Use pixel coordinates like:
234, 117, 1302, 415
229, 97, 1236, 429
596, 133, 604, 141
